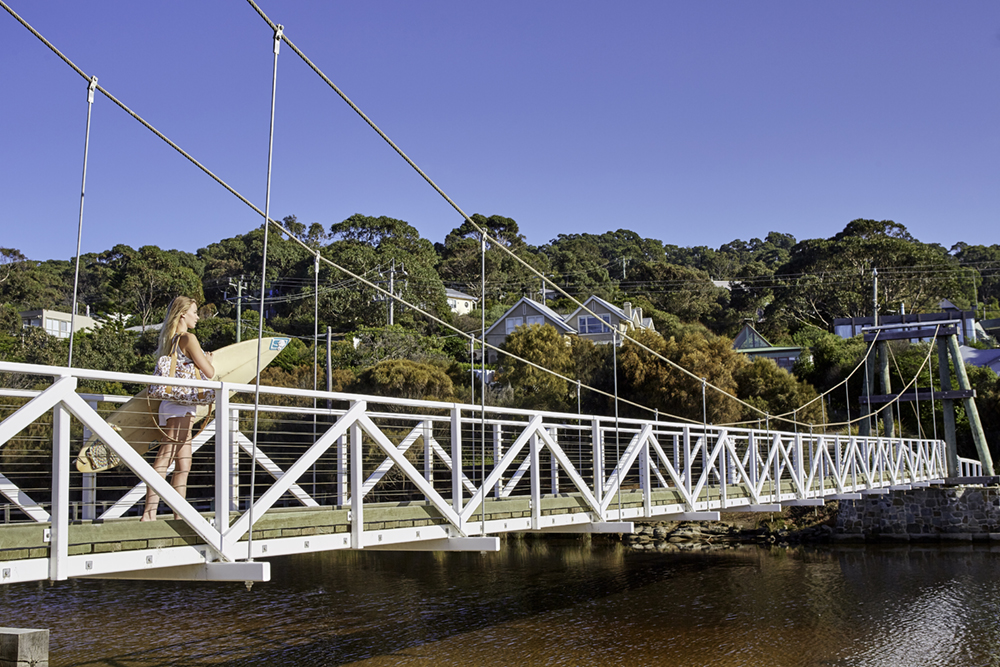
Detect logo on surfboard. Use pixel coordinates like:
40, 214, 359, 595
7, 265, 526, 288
270, 338, 290, 351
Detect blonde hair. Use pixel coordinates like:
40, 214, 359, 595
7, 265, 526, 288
156, 296, 197, 358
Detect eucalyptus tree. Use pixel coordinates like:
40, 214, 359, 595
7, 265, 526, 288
766, 219, 963, 330
318, 214, 448, 331
435, 214, 549, 304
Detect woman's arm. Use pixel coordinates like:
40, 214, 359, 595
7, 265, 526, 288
178, 333, 215, 379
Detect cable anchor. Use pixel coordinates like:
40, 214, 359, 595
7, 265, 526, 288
86, 76, 98, 104
273, 24, 284, 55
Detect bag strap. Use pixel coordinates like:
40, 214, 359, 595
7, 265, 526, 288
168, 335, 179, 379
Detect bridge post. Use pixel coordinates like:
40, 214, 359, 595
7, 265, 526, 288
549, 427, 559, 495
937, 338, 959, 476
451, 406, 463, 515
493, 424, 502, 499
530, 431, 541, 529
592, 419, 603, 504
718, 433, 727, 509
50, 401, 70, 582
423, 420, 434, 491
0, 627, 48, 667
350, 402, 364, 549
683, 427, 692, 497
639, 433, 651, 517
946, 334, 994, 475
214, 385, 231, 533
794, 433, 804, 498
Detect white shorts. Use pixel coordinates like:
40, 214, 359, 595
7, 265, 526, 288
158, 400, 198, 426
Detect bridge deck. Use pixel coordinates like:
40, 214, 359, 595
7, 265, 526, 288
0, 477, 912, 564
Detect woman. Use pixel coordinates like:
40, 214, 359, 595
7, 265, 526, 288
141, 296, 215, 521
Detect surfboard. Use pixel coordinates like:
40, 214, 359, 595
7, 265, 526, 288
76, 337, 291, 472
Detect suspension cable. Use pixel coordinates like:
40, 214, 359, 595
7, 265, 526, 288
241, 0, 779, 422
8, 0, 928, 432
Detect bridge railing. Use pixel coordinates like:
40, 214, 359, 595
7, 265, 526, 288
0, 360, 950, 583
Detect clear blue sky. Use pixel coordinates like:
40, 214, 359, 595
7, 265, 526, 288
3, 1, 999, 263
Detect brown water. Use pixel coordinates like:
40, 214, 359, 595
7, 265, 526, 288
3, 540, 1000, 666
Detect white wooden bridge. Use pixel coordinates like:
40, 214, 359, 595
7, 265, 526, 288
0, 360, 975, 585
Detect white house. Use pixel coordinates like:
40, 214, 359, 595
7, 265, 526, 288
20, 309, 99, 339
445, 288, 478, 316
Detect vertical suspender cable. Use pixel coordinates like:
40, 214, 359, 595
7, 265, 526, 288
249, 23, 283, 561
313, 251, 319, 496
845, 384, 851, 434
480, 234, 487, 532
68, 76, 99, 368
613, 330, 621, 516
929, 363, 938, 442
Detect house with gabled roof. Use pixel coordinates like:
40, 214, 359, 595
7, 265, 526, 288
566, 297, 655, 345
445, 288, 478, 316
483, 296, 575, 363
732, 323, 803, 372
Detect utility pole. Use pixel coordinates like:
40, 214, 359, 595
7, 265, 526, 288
229, 275, 248, 342
380, 259, 407, 326
872, 267, 879, 328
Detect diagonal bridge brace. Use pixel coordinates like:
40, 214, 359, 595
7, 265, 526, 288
58, 391, 231, 562
459, 415, 604, 526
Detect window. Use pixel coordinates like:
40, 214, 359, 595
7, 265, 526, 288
526, 316, 544, 327
578, 315, 611, 334
505, 317, 523, 334
43, 318, 71, 338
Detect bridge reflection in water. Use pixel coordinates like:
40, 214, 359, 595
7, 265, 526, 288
0, 360, 968, 585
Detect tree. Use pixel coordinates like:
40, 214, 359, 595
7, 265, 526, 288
498, 324, 573, 412
767, 220, 963, 330
617, 327, 745, 424
353, 359, 454, 401
952, 243, 1000, 316
436, 214, 549, 303
318, 214, 449, 331
542, 235, 620, 302
91, 244, 204, 328
624, 261, 726, 323
0, 248, 27, 287
734, 358, 822, 425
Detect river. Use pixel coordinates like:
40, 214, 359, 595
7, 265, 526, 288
3, 539, 999, 666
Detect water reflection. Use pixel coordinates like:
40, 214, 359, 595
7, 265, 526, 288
1, 540, 998, 666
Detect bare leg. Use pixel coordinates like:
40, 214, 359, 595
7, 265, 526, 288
141, 415, 194, 521
170, 420, 194, 520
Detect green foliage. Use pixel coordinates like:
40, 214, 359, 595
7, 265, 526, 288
271, 337, 311, 373
498, 324, 573, 412
617, 327, 745, 423
436, 214, 549, 303
316, 214, 448, 331
767, 219, 963, 329
90, 244, 204, 328
352, 358, 454, 401
626, 261, 726, 323
191, 317, 238, 351
734, 358, 822, 425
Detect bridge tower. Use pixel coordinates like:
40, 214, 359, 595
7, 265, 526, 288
859, 321, 993, 478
